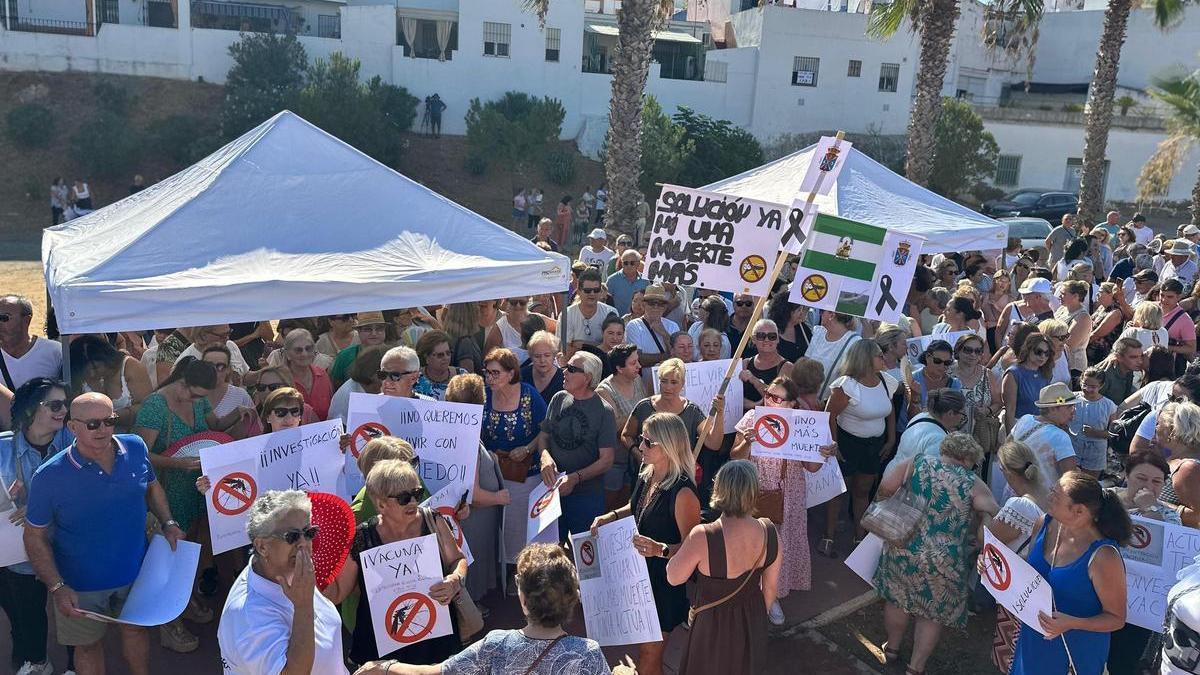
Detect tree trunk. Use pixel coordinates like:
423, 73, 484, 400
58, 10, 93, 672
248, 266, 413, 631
603, 0, 659, 237
903, 0, 960, 187
1078, 0, 1132, 224
1192, 160, 1200, 227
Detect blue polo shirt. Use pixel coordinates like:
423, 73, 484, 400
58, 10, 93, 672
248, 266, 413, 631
605, 271, 650, 316
25, 434, 156, 592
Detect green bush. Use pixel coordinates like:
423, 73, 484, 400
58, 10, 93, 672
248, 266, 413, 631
542, 147, 576, 185
222, 33, 308, 138
6, 103, 55, 149
70, 112, 142, 178
465, 152, 488, 175
147, 114, 215, 164
672, 107, 764, 187
93, 80, 134, 115
465, 92, 565, 176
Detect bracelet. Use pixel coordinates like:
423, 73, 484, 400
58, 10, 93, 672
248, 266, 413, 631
385, 661, 399, 674
164, 519, 181, 530
48, 581, 65, 594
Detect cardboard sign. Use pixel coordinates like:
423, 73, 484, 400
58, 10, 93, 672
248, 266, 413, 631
905, 331, 974, 364
1123, 515, 1200, 632
804, 458, 847, 507
346, 393, 482, 501
980, 529, 1055, 636
789, 214, 925, 323
797, 136, 852, 197
845, 533, 885, 587
0, 484, 28, 567
420, 484, 473, 567
200, 420, 345, 555
651, 358, 743, 435
527, 474, 566, 544
360, 534, 452, 653
77, 536, 201, 626
750, 408, 831, 462
648, 185, 803, 296
570, 516, 662, 646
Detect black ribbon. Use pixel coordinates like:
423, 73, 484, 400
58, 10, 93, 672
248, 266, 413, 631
781, 207, 807, 248
874, 274, 898, 315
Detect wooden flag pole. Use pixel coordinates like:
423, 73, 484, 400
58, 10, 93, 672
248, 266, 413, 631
690, 130, 846, 460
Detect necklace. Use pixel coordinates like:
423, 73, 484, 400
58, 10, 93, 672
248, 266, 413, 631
636, 476, 665, 526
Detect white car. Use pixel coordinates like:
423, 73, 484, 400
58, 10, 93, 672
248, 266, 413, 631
1001, 217, 1053, 265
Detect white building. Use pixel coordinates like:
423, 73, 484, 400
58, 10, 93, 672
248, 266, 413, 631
1, 0, 1197, 202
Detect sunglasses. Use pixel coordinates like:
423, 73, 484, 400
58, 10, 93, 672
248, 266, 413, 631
640, 436, 661, 449
1169, 394, 1185, 403
484, 368, 506, 377
581, 287, 602, 295
290, 345, 315, 353
378, 369, 417, 381
331, 314, 353, 321
763, 391, 791, 405
928, 356, 953, 366
391, 487, 427, 506
644, 299, 667, 307
271, 406, 303, 418
754, 332, 779, 341
76, 415, 119, 431
39, 399, 68, 413
508, 299, 528, 306
359, 324, 387, 333
253, 382, 287, 393
269, 525, 319, 545
1032, 348, 1050, 358
958, 346, 983, 356
564, 364, 586, 375
734, 300, 754, 307
206, 362, 229, 372
622, 261, 639, 266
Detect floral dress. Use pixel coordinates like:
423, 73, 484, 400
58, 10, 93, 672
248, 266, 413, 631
134, 392, 213, 531
954, 366, 992, 436
484, 384, 550, 564
874, 453, 975, 628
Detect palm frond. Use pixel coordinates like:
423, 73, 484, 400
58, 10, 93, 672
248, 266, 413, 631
1137, 132, 1194, 201
867, 0, 916, 39
1151, 0, 1187, 30
522, 0, 550, 27
1150, 71, 1200, 137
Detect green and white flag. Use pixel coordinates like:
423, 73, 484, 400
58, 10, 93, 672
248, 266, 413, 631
788, 213, 924, 323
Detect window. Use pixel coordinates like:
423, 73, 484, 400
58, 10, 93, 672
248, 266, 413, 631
484, 21, 510, 57
847, 59, 861, 77
792, 56, 819, 87
397, 18, 458, 59
995, 155, 1021, 186
878, 62, 899, 92
317, 14, 339, 38
545, 27, 560, 62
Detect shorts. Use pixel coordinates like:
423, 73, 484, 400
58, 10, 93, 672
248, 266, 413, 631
1075, 441, 1107, 472
836, 426, 887, 477
56, 583, 133, 646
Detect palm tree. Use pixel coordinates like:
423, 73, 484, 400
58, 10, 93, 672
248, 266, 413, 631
1136, 71, 1200, 226
1076, 0, 1186, 224
526, 0, 673, 237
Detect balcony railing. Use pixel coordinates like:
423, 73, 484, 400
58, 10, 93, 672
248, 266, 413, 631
7, 17, 97, 35
317, 13, 339, 38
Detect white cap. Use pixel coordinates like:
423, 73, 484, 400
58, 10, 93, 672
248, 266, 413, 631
1019, 278, 1052, 295
588, 228, 607, 240
1184, 224, 1200, 236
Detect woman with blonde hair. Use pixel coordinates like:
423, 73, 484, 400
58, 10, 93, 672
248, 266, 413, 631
1119, 301, 1169, 350
1055, 279, 1092, 378
1154, 401, 1200, 527
1088, 281, 1129, 363
592, 413, 700, 675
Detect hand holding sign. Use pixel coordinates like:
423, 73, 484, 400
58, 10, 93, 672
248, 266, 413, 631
750, 408, 831, 462
979, 529, 1054, 636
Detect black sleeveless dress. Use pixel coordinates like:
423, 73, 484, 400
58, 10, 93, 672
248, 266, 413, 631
630, 472, 697, 632
743, 357, 784, 404
349, 510, 462, 666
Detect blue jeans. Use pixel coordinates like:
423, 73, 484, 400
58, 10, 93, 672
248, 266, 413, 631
558, 491, 605, 541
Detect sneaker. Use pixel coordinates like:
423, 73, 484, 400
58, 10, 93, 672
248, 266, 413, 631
768, 600, 785, 626
183, 595, 214, 624
16, 662, 53, 675
159, 619, 199, 653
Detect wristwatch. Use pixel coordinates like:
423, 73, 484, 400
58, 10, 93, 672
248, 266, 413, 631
164, 519, 181, 530
659, 543, 670, 558
48, 581, 65, 594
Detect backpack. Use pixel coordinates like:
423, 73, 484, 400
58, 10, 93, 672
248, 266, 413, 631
1107, 401, 1151, 457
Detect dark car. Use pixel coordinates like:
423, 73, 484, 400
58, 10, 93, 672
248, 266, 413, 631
982, 189, 1078, 220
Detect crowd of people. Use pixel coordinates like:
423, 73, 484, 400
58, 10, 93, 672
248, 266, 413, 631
5, 206, 1200, 675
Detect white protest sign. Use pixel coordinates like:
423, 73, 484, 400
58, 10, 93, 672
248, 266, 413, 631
360, 534, 452, 653
421, 484, 473, 567
346, 393, 482, 501
527, 473, 566, 544
503, 476, 558, 563
845, 533, 885, 587
200, 420, 345, 555
905, 331, 974, 364
797, 136, 852, 197
0, 484, 28, 567
78, 536, 201, 625
788, 213, 925, 324
648, 185, 803, 296
1123, 516, 1200, 631
804, 458, 847, 507
652, 358, 743, 434
749, 407, 830, 462
980, 529, 1055, 636
570, 516, 662, 646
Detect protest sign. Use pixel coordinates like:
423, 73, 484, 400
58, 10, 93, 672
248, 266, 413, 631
200, 420, 345, 555
652, 358, 743, 434
421, 484, 473, 566
750, 407, 830, 462
980, 529, 1055, 636
527, 474, 566, 544
797, 136, 852, 197
503, 476, 558, 563
648, 185, 804, 296
0, 484, 27, 568
360, 534, 452, 653
906, 331, 974, 364
346, 393, 482, 501
570, 516, 662, 646
845, 533, 884, 587
788, 214, 925, 324
804, 458, 847, 507
78, 536, 201, 625
1123, 516, 1200, 631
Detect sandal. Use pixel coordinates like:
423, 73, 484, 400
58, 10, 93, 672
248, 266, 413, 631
905, 667, 924, 675
816, 538, 838, 559
881, 642, 900, 665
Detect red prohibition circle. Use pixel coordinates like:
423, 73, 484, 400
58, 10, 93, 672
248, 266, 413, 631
385, 592, 436, 644
982, 543, 1012, 592
580, 540, 595, 566
754, 414, 789, 449
212, 471, 257, 516
435, 506, 464, 547
1131, 524, 1152, 550
530, 487, 556, 519
350, 422, 391, 459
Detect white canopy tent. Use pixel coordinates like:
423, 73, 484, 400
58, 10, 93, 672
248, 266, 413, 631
43, 111, 570, 335
703, 143, 1007, 254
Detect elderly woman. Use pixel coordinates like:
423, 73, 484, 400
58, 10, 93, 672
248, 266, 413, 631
1088, 282, 1129, 363
1119, 301, 1169, 350
521, 330, 564, 403
278, 329, 334, 420
874, 433, 999, 674
698, 328, 724, 362
622, 358, 716, 466
198, 387, 311, 503
691, 295, 733, 360
1001, 332, 1055, 431
201, 345, 255, 438
244, 367, 320, 436
316, 313, 359, 358
669, 332, 694, 363
69, 334, 152, 431
891, 389, 967, 467
325, 459, 467, 666
414, 330, 466, 401
666, 460, 781, 675
592, 413, 701, 675
329, 347, 385, 425
217, 490, 346, 674
595, 344, 646, 509
0, 378, 74, 675
1153, 402, 1200, 527
378, 346, 432, 401
996, 277, 1055, 349
740, 319, 796, 408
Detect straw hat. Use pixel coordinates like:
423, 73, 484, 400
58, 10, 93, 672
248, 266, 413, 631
643, 284, 669, 303
1033, 382, 1084, 408
1167, 240, 1194, 257
355, 310, 386, 327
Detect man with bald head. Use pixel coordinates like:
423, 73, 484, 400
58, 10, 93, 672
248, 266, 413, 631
23, 393, 185, 675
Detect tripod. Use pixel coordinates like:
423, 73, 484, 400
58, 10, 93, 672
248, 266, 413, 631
419, 105, 432, 136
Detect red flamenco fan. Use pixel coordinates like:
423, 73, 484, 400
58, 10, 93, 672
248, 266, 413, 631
306, 492, 355, 590
163, 431, 234, 459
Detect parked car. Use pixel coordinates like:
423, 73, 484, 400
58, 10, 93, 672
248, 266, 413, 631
982, 189, 1078, 220
1001, 217, 1053, 263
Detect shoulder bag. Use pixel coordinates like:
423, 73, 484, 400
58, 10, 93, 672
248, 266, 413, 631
861, 455, 928, 546
818, 334, 861, 402
524, 634, 567, 675
685, 519, 769, 628
421, 508, 484, 642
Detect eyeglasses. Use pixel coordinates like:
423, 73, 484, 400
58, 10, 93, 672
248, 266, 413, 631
390, 487, 427, 506
378, 369, 417, 381
76, 415, 119, 431
928, 356, 953, 366
507, 299, 528, 306
564, 364, 586, 375
1169, 394, 1185, 403
268, 525, 319, 545
39, 399, 68, 413
1032, 349, 1050, 358
581, 287, 602, 295
958, 346, 983, 356
484, 368, 505, 378
331, 314, 353, 321
290, 345, 315, 353
271, 406, 303, 418
753, 332, 779, 341
735, 300, 754, 307
253, 382, 287, 393
763, 391, 791, 405
207, 362, 229, 372
359, 324, 387, 333
644, 299, 666, 307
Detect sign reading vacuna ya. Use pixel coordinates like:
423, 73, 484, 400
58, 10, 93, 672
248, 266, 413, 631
647, 185, 803, 296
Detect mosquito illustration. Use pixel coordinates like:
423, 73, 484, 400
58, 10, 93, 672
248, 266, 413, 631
390, 605, 409, 635
222, 477, 249, 492
987, 547, 1004, 571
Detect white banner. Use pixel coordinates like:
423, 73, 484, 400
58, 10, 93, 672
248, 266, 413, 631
526, 474, 566, 544
1123, 516, 1200, 632
749, 407, 830, 462
797, 136, 852, 197
77, 536, 201, 626
570, 516, 662, 646
980, 529, 1055, 636
0, 485, 27, 567
360, 534, 452, 653
652, 358, 743, 435
420, 484, 473, 567
200, 420, 345, 555
804, 458, 847, 507
345, 393, 482, 501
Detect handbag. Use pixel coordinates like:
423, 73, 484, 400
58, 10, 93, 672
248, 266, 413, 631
860, 456, 928, 546
421, 508, 484, 642
754, 460, 786, 526
496, 449, 534, 482
973, 411, 1002, 458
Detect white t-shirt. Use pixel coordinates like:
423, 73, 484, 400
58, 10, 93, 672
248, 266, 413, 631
595, 188, 607, 210
1133, 225, 1155, 245
808, 326, 861, 398
176, 341, 251, 376
994, 495, 1044, 553
890, 413, 947, 468
558, 302, 618, 348
1052, 353, 1071, 385
1010, 414, 1077, 493
830, 372, 896, 438
626, 317, 680, 355
1, 337, 63, 390
1142, 379, 1176, 409
1121, 325, 1170, 351
214, 385, 253, 419
579, 246, 616, 270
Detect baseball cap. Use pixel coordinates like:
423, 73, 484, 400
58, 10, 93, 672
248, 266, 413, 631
589, 228, 607, 240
